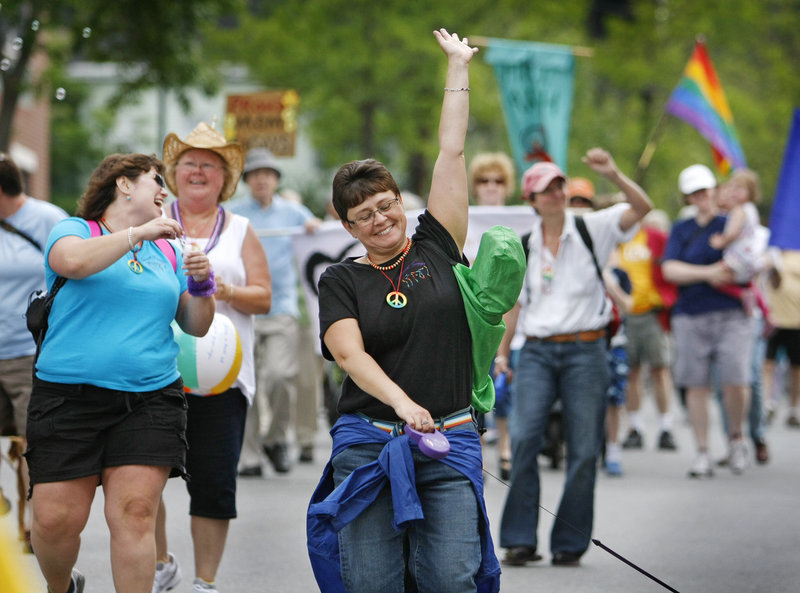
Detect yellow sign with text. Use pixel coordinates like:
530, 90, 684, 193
225, 90, 299, 156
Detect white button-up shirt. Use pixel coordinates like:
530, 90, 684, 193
519, 202, 637, 338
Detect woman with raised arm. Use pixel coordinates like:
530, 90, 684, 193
307, 29, 500, 593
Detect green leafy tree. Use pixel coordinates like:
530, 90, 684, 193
211, 0, 799, 214
0, 0, 242, 151
209, 0, 491, 195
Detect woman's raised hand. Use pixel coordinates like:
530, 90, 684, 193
433, 28, 478, 64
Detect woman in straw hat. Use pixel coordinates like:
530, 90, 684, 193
153, 123, 271, 593
26, 153, 215, 593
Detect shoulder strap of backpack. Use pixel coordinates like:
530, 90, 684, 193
574, 216, 603, 284
520, 231, 532, 262
1, 219, 43, 251
154, 238, 178, 273
87, 219, 102, 237
574, 215, 608, 314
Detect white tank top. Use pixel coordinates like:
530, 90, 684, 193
186, 212, 255, 403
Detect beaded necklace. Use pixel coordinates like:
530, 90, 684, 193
100, 218, 142, 274
367, 237, 412, 309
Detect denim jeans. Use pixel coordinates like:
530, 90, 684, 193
500, 338, 608, 556
331, 424, 481, 593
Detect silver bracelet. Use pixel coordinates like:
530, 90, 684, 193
444, 87, 470, 92
127, 226, 140, 253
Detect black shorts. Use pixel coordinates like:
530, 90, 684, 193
766, 328, 800, 366
185, 388, 247, 519
25, 378, 187, 490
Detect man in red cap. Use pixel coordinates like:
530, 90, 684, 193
494, 149, 652, 567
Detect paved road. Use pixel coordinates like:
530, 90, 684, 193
2, 401, 799, 593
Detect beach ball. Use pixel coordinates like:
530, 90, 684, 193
172, 313, 242, 396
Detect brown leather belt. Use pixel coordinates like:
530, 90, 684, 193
527, 329, 606, 343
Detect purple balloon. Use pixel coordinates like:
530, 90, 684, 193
405, 425, 450, 459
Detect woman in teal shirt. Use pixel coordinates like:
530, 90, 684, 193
26, 153, 215, 593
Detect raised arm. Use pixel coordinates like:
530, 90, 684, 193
582, 148, 652, 232
426, 29, 478, 253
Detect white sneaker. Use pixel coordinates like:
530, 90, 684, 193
152, 553, 182, 593
688, 452, 713, 478
71, 569, 86, 593
192, 578, 219, 593
729, 439, 748, 475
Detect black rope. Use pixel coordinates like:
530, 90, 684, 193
482, 468, 682, 593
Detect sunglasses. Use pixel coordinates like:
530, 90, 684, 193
154, 173, 167, 189
477, 177, 506, 185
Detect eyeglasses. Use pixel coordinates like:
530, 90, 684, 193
477, 177, 506, 185
347, 196, 400, 227
154, 173, 167, 189
178, 161, 221, 172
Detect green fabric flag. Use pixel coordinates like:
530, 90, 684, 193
453, 226, 526, 413
484, 38, 575, 176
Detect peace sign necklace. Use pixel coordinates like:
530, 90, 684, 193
100, 218, 143, 274
368, 238, 412, 309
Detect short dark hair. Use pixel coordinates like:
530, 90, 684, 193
76, 154, 164, 220
331, 159, 400, 222
0, 153, 23, 196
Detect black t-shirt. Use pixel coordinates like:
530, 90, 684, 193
318, 211, 473, 420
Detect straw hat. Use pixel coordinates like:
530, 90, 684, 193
162, 122, 245, 202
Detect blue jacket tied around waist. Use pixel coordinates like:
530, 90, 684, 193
307, 414, 501, 592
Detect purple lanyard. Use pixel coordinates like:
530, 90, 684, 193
170, 202, 226, 254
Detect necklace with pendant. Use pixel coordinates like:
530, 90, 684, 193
100, 218, 143, 274
367, 238, 412, 309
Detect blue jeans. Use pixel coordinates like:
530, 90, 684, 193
500, 338, 608, 556
331, 424, 481, 593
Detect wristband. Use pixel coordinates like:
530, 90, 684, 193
494, 355, 509, 365
187, 269, 217, 297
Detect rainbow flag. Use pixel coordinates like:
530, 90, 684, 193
665, 39, 746, 174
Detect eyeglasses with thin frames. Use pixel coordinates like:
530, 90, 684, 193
348, 196, 401, 227
178, 161, 221, 172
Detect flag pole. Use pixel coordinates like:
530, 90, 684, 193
468, 36, 594, 57
634, 111, 671, 185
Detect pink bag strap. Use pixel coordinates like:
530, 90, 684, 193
155, 238, 178, 273
87, 219, 102, 237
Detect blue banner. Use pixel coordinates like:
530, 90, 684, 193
484, 38, 575, 178
769, 108, 800, 249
